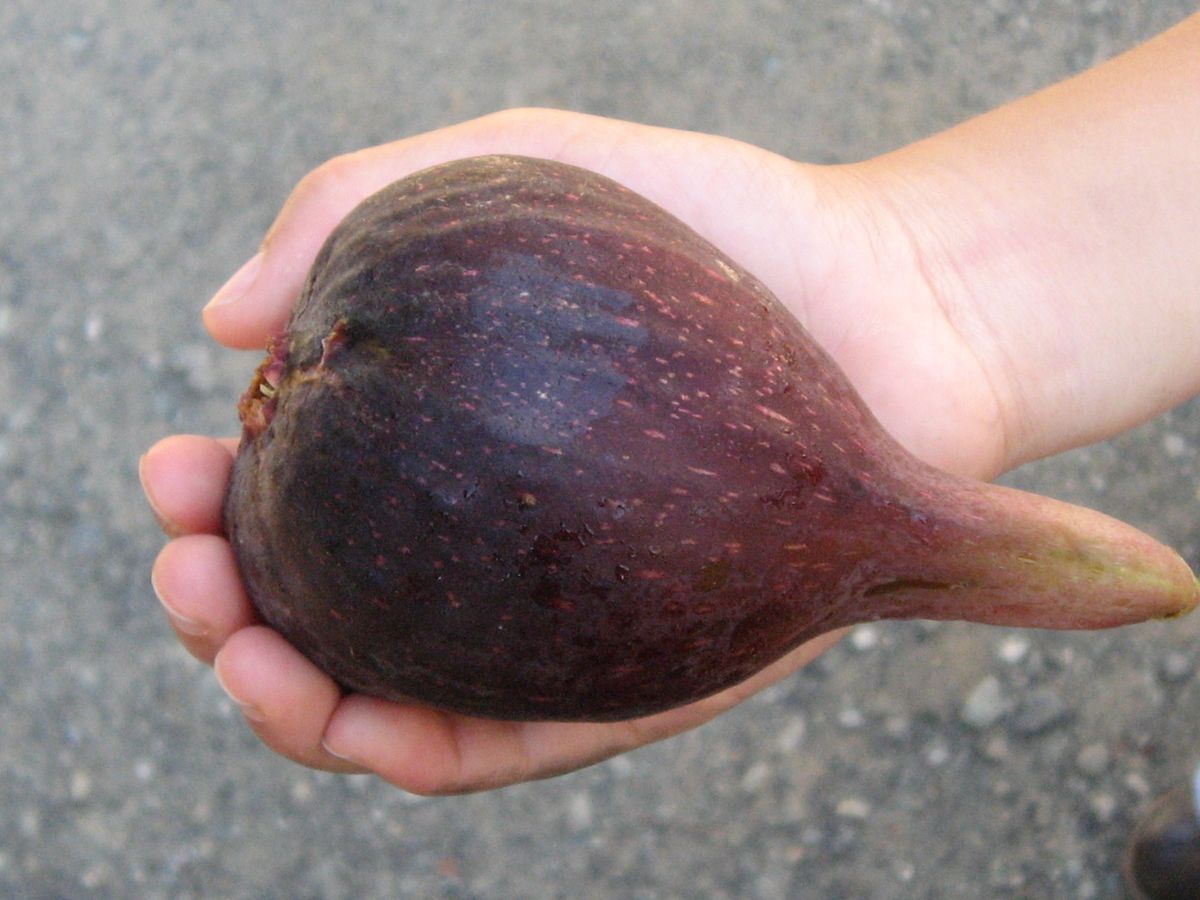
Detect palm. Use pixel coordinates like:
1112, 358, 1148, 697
143, 109, 1004, 793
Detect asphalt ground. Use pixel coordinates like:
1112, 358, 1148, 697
4, 2, 1199, 897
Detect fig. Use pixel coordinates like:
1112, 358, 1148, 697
224, 154, 1198, 721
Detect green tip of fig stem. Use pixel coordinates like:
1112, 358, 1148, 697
871, 473, 1200, 634
1159, 577, 1200, 620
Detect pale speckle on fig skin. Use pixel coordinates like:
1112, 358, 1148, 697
223, 154, 1200, 723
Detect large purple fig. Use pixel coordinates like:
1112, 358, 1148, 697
224, 155, 1198, 721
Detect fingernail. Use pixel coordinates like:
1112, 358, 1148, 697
214, 663, 267, 723
150, 567, 209, 636
205, 252, 263, 310
321, 738, 360, 765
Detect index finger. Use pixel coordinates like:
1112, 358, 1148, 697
199, 112, 583, 350
199, 108, 705, 351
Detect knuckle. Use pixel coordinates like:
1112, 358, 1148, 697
481, 106, 577, 134
263, 153, 361, 250
295, 153, 358, 199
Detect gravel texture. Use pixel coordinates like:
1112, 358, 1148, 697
4, 1, 1199, 897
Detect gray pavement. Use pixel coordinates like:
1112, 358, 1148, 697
4, 1, 1200, 897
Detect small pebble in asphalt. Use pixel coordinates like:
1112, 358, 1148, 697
961, 675, 1008, 729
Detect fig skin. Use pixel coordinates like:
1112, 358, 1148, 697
225, 155, 1198, 722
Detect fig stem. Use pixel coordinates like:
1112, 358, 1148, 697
876, 474, 1200, 631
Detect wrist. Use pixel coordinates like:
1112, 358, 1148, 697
848, 148, 1034, 467
798, 159, 1017, 479
847, 11, 1200, 467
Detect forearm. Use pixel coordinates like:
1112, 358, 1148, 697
863, 11, 1200, 467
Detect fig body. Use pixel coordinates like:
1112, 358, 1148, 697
225, 155, 1197, 721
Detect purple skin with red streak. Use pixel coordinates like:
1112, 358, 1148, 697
224, 155, 1198, 722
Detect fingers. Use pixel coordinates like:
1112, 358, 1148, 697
318, 628, 848, 796
320, 696, 635, 796
140, 433, 359, 774
151, 534, 258, 663
214, 626, 366, 774
139, 434, 237, 537
143, 432, 255, 660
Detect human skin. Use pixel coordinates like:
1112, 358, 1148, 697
141, 13, 1200, 793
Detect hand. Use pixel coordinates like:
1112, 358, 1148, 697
138, 108, 1054, 793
